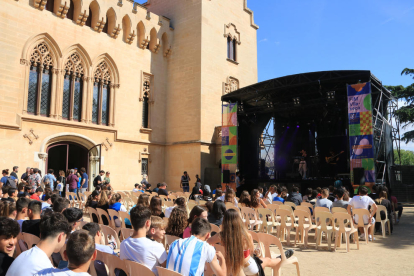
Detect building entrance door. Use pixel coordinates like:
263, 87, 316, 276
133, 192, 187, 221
46, 142, 89, 176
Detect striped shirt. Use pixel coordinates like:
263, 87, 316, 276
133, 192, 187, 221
166, 236, 216, 276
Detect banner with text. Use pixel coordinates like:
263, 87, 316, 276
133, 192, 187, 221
347, 82, 375, 186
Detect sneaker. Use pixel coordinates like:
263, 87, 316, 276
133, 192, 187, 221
368, 235, 375, 241
277, 249, 295, 259
359, 234, 365, 241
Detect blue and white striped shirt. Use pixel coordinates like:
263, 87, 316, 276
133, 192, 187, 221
166, 236, 216, 276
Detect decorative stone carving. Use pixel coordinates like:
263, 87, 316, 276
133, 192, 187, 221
76, 11, 89, 26
126, 30, 136, 44
30, 129, 39, 139
23, 134, 33, 145
94, 61, 111, 83
140, 37, 150, 49
64, 52, 84, 76
20, 59, 28, 66
95, 18, 106, 33
89, 156, 100, 162
34, 0, 47, 10
110, 25, 122, 39
140, 73, 151, 101
224, 77, 239, 95
30, 42, 53, 69
152, 39, 161, 53
56, 2, 69, 18
117, 0, 123, 7
224, 23, 241, 45
146, 11, 151, 20
38, 153, 48, 161
164, 47, 172, 57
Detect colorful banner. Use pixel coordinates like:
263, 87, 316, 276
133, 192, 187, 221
221, 103, 238, 189
347, 82, 375, 186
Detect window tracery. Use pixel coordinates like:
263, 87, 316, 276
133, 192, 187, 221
92, 61, 111, 125
62, 53, 84, 121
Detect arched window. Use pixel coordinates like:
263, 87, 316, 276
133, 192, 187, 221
227, 37, 236, 61
27, 42, 53, 116
93, 61, 111, 126
66, 0, 74, 20
46, 0, 54, 13
62, 53, 84, 121
142, 81, 150, 128
102, 18, 108, 34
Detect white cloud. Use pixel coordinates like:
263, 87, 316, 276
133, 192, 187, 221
259, 38, 268, 43
380, 17, 394, 25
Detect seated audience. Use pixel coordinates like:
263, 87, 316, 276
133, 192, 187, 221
208, 209, 294, 276
41, 193, 53, 211
152, 183, 161, 194
207, 200, 226, 227
0, 218, 20, 276
369, 185, 378, 200
214, 190, 223, 201
286, 186, 302, 206
302, 188, 313, 202
157, 183, 168, 197
273, 187, 286, 203
82, 222, 116, 255
0, 187, 11, 203
327, 186, 336, 202
132, 184, 140, 193
389, 188, 403, 223
212, 184, 222, 195
6, 213, 71, 276
16, 197, 30, 231
315, 188, 333, 211
250, 189, 267, 208
2, 202, 16, 220
258, 187, 264, 198
332, 188, 349, 209
22, 200, 42, 237
222, 188, 238, 207
120, 206, 167, 276
144, 184, 152, 194
347, 186, 378, 241
85, 190, 101, 210
165, 197, 186, 218
147, 216, 166, 243
265, 185, 277, 203
183, 206, 207, 238
149, 196, 165, 218
52, 197, 70, 213
238, 191, 251, 207
165, 207, 187, 238
7, 188, 17, 203
375, 189, 393, 233
16, 183, 25, 198
62, 208, 83, 233
34, 230, 97, 276
108, 193, 127, 213
309, 190, 318, 205
137, 194, 150, 207
30, 187, 43, 201
167, 218, 226, 276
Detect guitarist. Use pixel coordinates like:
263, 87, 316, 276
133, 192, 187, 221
326, 150, 344, 177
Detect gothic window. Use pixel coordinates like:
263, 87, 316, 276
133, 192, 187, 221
227, 37, 237, 61
93, 61, 111, 126
142, 78, 150, 128
62, 53, 84, 121
141, 158, 148, 176
27, 42, 53, 116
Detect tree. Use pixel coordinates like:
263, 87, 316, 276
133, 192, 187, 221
385, 68, 414, 143
394, 149, 414, 165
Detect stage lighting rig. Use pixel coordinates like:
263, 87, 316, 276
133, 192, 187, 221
293, 97, 300, 106
327, 91, 335, 100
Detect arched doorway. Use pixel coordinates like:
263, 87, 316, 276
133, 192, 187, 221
46, 142, 89, 175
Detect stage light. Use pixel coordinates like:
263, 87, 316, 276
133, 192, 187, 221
327, 91, 335, 100
296, 125, 300, 128
293, 97, 300, 106
287, 126, 290, 129
267, 102, 274, 108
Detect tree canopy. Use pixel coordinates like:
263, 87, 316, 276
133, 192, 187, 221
394, 149, 414, 165
385, 68, 414, 143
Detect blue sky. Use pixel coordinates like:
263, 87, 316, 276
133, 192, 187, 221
138, 0, 414, 150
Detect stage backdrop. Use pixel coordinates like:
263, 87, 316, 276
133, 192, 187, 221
347, 82, 376, 186
222, 103, 238, 190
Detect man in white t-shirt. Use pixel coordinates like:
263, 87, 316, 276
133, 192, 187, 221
34, 230, 97, 276
6, 213, 71, 276
347, 186, 378, 241
120, 205, 167, 276
166, 218, 226, 276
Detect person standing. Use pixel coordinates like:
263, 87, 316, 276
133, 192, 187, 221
80, 167, 88, 194
42, 169, 56, 191
66, 169, 79, 194
93, 170, 105, 187
10, 166, 19, 180
180, 171, 191, 193
20, 167, 31, 184
103, 172, 111, 188
28, 168, 41, 192
141, 174, 149, 186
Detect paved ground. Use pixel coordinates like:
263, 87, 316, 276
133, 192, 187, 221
267, 207, 414, 276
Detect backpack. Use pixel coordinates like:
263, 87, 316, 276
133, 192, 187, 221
5, 177, 17, 189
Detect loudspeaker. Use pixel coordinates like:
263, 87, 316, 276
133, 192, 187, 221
353, 168, 365, 185
223, 170, 230, 183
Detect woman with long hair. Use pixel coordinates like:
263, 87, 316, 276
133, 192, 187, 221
214, 190, 223, 201
208, 200, 226, 226
85, 190, 101, 209
223, 188, 238, 207
108, 193, 127, 228
208, 209, 293, 276
56, 170, 66, 195
183, 205, 208, 238
2, 202, 17, 219
375, 190, 393, 233
165, 207, 187, 238
137, 193, 150, 207
149, 196, 165, 218
250, 189, 267, 209
239, 190, 251, 207
302, 188, 313, 202
165, 197, 186, 218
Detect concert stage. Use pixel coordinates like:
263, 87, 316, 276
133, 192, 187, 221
221, 70, 400, 191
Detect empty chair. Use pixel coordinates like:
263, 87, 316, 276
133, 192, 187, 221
240, 207, 262, 231
257, 208, 279, 234
314, 206, 330, 215
101, 225, 121, 250
257, 233, 300, 276
300, 202, 313, 209
267, 204, 280, 217
277, 209, 295, 244
96, 208, 111, 227
293, 209, 316, 248
295, 206, 311, 215
225, 202, 235, 209
315, 211, 333, 251
88, 207, 101, 224
332, 212, 359, 252
375, 205, 391, 238
279, 205, 294, 214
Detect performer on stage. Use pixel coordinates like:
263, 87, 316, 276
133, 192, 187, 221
325, 150, 344, 177
298, 157, 307, 179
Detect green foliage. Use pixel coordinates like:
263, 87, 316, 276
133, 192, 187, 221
385, 68, 414, 143
394, 149, 414, 165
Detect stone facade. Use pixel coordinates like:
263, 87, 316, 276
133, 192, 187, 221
0, 0, 258, 191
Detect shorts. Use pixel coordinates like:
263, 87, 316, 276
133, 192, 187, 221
243, 257, 259, 275
354, 214, 375, 225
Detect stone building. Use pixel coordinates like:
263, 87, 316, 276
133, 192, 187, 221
0, 0, 258, 191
